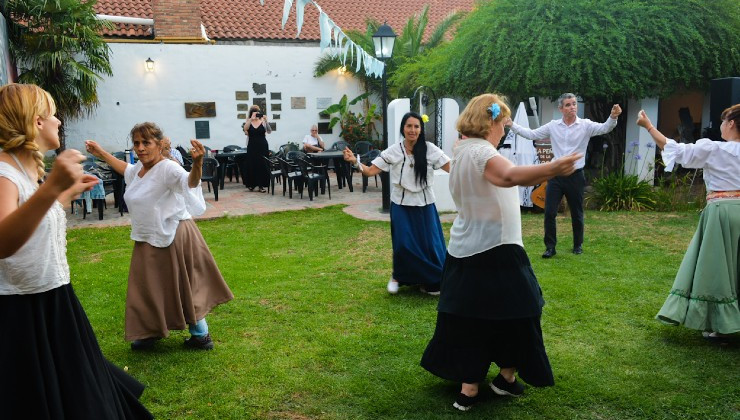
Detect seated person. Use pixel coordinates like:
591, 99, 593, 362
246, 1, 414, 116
303, 125, 325, 152
162, 137, 184, 166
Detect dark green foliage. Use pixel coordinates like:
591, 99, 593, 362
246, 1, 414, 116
5, 0, 113, 149
589, 171, 656, 211
393, 0, 740, 101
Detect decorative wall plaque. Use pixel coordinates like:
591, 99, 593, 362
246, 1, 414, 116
237, 113, 246, 119
194, 121, 210, 139
291, 97, 306, 109
271, 103, 282, 111
272, 114, 280, 120
318, 111, 330, 120
235, 91, 249, 100
252, 83, 267, 95
270, 92, 281, 100
253, 98, 266, 113
236, 103, 249, 111
185, 102, 216, 118
317, 122, 331, 134
269, 122, 277, 131
316, 97, 332, 109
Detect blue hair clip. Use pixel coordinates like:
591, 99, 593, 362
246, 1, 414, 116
488, 103, 501, 120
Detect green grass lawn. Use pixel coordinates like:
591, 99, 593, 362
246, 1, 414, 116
67, 206, 739, 419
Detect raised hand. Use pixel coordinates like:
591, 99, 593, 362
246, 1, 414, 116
503, 117, 513, 127
190, 139, 206, 163
84, 140, 106, 159
46, 150, 86, 195
342, 146, 356, 163
636, 110, 652, 128
551, 153, 582, 177
611, 104, 622, 118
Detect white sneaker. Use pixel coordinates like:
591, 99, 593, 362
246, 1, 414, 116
420, 287, 440, 296
387, 278, 399, 294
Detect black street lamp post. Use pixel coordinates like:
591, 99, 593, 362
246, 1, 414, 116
372, 23, 396, 212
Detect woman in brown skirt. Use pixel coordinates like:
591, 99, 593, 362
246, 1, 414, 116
86, 123, 233, 350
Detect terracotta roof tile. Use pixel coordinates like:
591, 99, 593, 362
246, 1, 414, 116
95, 0, 153, 38
95, 0, 474, 41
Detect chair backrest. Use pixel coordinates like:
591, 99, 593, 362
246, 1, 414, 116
354, 141, 373, 155
361, 149, 381, 164
223, 145, 243, 153
286, 150, 307, 162
201, 157, 218, 178
330, 140, 350, 151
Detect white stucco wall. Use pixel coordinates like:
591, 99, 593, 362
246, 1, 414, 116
64, 42, 366, 153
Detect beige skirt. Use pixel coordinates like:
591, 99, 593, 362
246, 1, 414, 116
125, 219, 234, 341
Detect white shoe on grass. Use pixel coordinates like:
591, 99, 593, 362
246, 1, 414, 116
387, 278, 399, 294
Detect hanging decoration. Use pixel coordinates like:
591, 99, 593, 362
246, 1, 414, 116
265, 0, 385, 78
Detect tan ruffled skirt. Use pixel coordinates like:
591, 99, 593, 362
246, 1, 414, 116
125, 219, 234, 341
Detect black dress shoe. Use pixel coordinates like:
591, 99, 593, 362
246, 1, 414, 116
573, 246, 583, 255
542, 248, 556, 258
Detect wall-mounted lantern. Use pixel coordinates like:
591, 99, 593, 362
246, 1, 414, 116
145, 57, 155, 72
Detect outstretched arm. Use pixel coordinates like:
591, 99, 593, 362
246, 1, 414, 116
85, 140, 129, 175
504, 118, 551, 141
343, 147, 383, 176
484, 153, 582, 188
188, 140, 205, 188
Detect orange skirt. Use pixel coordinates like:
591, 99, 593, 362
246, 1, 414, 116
125, 219, 234, 341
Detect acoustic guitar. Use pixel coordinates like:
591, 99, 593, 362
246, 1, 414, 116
530, 181, 547, 209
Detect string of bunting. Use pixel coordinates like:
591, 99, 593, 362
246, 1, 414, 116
258, 0, 385, 78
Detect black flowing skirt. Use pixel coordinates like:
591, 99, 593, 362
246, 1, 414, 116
421, 244, 554, 386
0, 284, 153, 419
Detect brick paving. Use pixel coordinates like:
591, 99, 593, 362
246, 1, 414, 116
66, 177, 457, 230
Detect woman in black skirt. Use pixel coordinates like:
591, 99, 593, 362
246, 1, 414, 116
0, 83, 152, 419
420, 93, 581, 411
243, 105, 271, 192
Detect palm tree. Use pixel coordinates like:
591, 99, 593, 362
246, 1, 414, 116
5, 0, 113, 151
314, 5, 465, 98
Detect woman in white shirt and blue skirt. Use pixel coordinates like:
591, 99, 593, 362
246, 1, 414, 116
0, 83, 152, 418
86, 123, 234, 351
344, 112, 451, 295
637, 104, 740, 342
420, 94, 582, 411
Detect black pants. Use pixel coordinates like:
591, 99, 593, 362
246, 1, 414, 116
544, 169, 585, 250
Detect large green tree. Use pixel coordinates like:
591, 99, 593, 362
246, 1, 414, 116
393, 0, 739, 170
4, 0, 113, 151
314, 5, 465, 99
394, 0, 740, 102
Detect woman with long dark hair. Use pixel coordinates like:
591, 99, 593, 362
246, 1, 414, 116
344, 112, 450, 295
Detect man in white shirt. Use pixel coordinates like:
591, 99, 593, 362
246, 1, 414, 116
505, 93, 622, 258
302, 125, 325, 152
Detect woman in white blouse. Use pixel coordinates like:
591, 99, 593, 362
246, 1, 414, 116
0, 83, 152, 418
343, 112, 451, 295
637, 104, 739, 341
420, 94, 580, 411
86, 123, 233, 351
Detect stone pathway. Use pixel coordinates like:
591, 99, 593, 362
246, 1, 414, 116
66, 178, 457, 230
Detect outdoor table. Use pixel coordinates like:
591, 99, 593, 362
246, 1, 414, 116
307, 150, 353, 192
214, 151, 247, 190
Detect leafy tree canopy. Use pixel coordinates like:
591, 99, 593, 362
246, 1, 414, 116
5, 0, 113, 149
393, 0, 740, 102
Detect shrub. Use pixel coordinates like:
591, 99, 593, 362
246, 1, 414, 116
652, 170, 706, 212
588, 172, 656, 211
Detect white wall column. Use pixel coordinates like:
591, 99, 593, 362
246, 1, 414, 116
625, 98, 658, 183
